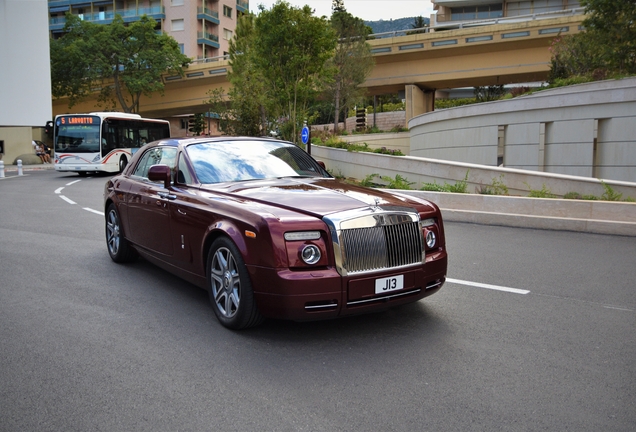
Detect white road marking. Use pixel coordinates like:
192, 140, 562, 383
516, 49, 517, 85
59, 195, 76, 205
54, 187, 64, 194
446, 277, 530, 295
66, 180, 82, 186
83, 207, 104, 216
603, 305, 634, 312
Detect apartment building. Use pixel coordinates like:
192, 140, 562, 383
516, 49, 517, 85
48, 0, 249, 60
431, 0, 581, 25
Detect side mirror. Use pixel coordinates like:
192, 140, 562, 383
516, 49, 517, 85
147, 164, 171, 188
316, 160, 326, 169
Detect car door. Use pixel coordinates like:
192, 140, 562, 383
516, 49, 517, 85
166, 152, 213, 275
126, 147, 178, 257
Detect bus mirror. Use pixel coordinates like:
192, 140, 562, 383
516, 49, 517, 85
148, 164, 171, 188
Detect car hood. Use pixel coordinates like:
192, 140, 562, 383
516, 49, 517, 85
204, 177, 437, 218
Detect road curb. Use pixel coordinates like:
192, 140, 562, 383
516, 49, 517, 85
393, 190, 636, 237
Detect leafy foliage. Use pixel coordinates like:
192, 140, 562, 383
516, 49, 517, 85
548, 0, 636, 83
188, 113, 206, 136
211, 13, 267, 137
50, 14, 190, 113
525, 183, 557, 198
474, 85, 506, 102
252, 1, 337, 142
325, 5, 374, 133
421, 171, 469, 193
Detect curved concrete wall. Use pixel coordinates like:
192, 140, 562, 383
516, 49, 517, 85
409, 78, 636, 183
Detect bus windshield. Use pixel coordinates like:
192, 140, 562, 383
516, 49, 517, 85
55, 116, 101, 153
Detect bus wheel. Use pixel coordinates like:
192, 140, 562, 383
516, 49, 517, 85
119, 157, 128, 173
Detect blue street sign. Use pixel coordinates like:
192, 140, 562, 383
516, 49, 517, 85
301, 126, 310, 145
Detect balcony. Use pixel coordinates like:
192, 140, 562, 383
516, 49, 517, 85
197, 7, 220, 25
48, 4, 165, 29
236, 0, 248, 13
198, 31, 220, 48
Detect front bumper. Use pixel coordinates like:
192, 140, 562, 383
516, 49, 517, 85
248, 252, 447, 321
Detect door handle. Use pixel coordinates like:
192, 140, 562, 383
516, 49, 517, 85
158, 191, 176, 200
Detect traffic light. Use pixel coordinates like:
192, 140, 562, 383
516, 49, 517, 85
188, 116, 196, 135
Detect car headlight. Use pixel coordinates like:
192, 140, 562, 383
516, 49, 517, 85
301, 244, 321, 265
425, 230, 437, 248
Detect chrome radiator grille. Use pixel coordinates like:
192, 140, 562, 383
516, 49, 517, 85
340, 221, 423, 274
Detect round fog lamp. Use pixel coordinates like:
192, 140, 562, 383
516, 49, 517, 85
301, 244, 321, 265
425, 231, 436, 248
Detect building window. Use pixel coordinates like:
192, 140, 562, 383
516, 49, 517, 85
178, 44, 185, 54
172, 0, 184, 5
450, 3, 503, 21
223, 5, 232, 18
223, 28, 233, 40
172, 19, 184, 31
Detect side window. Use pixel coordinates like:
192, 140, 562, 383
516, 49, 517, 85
177, 154, 194, 184
132, 147, 178, 181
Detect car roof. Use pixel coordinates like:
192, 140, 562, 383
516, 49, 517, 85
154, 136, 294, 148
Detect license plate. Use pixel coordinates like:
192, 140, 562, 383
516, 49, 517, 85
375, 275, 404, 294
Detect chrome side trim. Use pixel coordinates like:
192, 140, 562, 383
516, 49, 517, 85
346, 288, 421, 306
304, 303, 338, 311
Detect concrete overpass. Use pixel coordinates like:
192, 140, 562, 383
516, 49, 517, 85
52, 13, 584, 121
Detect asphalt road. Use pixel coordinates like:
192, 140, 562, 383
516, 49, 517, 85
1, 170, 635, 431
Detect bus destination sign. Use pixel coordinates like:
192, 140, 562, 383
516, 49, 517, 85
60, 116, 99, 125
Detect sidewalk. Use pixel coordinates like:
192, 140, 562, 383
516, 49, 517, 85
1, 162, 56, 173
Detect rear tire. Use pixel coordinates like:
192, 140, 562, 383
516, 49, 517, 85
207, 237, 263, 329
106, 203, 137, 263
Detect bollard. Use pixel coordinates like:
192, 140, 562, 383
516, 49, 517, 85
17, 159, 23, 176
0, 160, 4, 178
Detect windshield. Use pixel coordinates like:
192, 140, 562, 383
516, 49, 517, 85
55, 116, 101, 153
186, 140, 331, 184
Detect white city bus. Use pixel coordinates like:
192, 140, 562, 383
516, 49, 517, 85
54, 112, 171, 175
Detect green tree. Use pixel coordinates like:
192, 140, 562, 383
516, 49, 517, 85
332, 0, 346, 13
227, 12, 270, 136
474, 85, 505, 102
188, 113, 206, 136
252, 1, 337, 142
326, 6, 374, 133
51, 14, 190, 113
580, 0, 636, 74
548, 0, 636, 82
412, 16, 427, 29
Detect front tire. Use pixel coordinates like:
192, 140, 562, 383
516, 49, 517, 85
207, 237, 263, 329
119, 157, 128, 173
106, 203, 137, 263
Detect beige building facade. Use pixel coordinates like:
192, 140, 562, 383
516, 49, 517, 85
431, 0, 582, 25
48, 0, 249, 60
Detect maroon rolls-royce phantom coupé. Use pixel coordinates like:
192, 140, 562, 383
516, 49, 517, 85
104, 137, 447, 329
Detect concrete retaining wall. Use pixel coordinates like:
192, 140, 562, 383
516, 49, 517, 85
311, 145, 636, 199
409, 77, 636, 183
396, 190, 636, 237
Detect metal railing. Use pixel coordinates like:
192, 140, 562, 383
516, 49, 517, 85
192, 55, 230, 64
367, 7, 585, 39
197, 7, 219, 19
